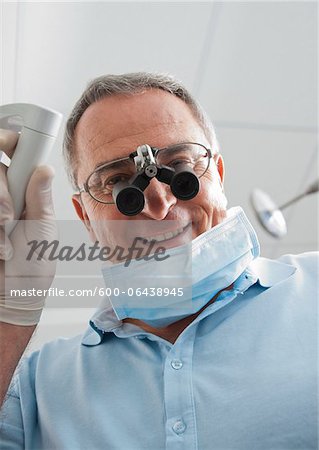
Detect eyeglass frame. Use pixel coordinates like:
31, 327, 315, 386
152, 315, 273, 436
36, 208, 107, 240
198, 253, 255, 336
78, 141, 215, 205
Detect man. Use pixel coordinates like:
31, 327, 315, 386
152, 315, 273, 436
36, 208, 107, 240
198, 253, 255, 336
0, 73, 317, 449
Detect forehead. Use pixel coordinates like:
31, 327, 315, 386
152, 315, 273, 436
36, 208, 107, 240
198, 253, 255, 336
74, 89, 207, 182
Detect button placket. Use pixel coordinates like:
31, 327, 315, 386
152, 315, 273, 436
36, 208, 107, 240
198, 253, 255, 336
163, 326, 198, 449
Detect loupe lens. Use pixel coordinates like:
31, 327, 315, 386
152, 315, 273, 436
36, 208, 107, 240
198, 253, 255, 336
171, 166, 199, 200
113, 183, 145, 216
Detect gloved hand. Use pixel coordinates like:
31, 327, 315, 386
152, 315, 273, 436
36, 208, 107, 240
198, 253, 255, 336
0, 128, 57, 325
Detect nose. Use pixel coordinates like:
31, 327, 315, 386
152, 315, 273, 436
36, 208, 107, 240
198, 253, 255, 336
141, 178, 177, 220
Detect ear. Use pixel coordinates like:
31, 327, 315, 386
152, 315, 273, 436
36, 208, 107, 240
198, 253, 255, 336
72, 194, 97, 241
214, 154, 225, 185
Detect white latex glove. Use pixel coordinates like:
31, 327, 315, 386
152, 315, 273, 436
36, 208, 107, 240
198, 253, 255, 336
0, 128, 57, 325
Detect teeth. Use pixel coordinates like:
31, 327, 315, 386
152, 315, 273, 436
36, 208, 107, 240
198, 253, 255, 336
147, 227, 185, 242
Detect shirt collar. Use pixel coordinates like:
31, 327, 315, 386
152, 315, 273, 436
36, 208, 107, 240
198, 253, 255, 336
81, 256, 296, 347
248, 256, 296, 287
81, 296, 146, 346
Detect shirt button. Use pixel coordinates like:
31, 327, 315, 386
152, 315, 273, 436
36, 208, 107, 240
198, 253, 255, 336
171, 359, 183, 370
172, 420, 186, 435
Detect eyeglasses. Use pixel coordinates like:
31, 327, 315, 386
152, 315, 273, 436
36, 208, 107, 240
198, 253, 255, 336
79, 142, 213, 204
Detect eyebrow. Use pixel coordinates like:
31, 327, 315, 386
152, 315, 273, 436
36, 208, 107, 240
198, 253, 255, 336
94, 156, 133, 172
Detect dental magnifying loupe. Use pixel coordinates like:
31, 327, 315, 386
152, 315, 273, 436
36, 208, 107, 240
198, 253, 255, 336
113, 144, 200, 216
250, 179, 319, 238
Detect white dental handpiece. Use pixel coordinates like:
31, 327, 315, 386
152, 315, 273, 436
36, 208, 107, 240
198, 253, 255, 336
0, 103, 63, 234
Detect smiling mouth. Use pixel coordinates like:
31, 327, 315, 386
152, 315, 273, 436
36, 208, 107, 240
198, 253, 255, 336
144, 223, 191, 243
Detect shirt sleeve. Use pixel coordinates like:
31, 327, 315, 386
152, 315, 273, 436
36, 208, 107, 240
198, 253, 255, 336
0, 350, 40, 450
0, 376, 25, 449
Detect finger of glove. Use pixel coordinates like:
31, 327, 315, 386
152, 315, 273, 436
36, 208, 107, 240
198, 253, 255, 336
0, 129, 19, 225
0, 227, 13, 260
25, 165, 55, 221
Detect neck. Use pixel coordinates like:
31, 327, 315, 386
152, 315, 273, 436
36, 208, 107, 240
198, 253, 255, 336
123, 284, 233, 344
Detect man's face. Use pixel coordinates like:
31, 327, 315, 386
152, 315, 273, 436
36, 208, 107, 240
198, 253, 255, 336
72, 89, 227, 249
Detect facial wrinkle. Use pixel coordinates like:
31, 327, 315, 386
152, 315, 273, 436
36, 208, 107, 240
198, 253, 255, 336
84, 119, 187, 157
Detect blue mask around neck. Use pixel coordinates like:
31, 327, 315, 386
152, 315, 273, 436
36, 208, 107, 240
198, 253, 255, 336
101, 207, 260, 328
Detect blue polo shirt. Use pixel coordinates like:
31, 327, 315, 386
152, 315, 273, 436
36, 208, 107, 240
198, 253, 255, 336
0, 253, 317, 450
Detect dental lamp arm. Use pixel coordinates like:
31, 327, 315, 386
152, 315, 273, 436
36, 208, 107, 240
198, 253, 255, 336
277, 178, 319, 211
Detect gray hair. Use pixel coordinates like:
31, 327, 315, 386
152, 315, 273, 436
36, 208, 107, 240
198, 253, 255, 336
63, 72, 219, 190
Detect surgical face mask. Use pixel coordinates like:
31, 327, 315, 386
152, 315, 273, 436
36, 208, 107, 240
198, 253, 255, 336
101, 207, 260, 328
